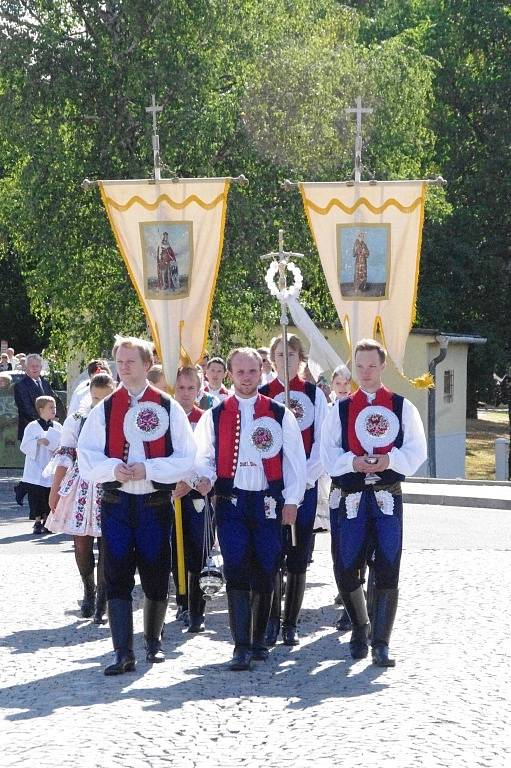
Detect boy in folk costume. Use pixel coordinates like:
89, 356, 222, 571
260, 334, 329, 646
78, 337, 196, 675
20, 396, 62, 534
203, 357, 230, 400
171, 365, 213, 633
193, 348, 306, 670
320, 339, 427, 666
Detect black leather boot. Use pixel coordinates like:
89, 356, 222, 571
187, 572, 206, 633
227, 589, 252, 671
366, 566, 376, 640
144, 598, 168, 663
93, 586, 107, 625
104, 599, 136, 675
264, 571, 282, 647
251, 591, 273, 661
282, 572, 306, 646
335, 608, 352, 633
371, 588, 398, 667
81, 573, 96, 619
341, 586, 370, 660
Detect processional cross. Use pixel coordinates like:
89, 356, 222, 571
346, 96, 373, 183
146, 94, 163, 181
260, 229, 303, 407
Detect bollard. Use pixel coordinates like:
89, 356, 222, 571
495, 438, 510, 481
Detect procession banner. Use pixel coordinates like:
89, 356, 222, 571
300, 181, 430, 385
99, 179, 230, 387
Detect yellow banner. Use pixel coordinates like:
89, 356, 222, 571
100, 179, 230, 386
300, 181, 426, 379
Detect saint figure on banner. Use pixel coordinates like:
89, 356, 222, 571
157, 232, 179, 291
353, 231, 369, 293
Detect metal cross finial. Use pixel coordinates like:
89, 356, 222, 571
346, 96, 373, 183
146, 94, 163, 181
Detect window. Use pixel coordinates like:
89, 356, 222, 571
444, 369, 454, 403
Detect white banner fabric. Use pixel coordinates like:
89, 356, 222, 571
99, 179, 230, 387
300, 181, 426, 375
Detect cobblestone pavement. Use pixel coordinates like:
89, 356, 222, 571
1, 498, 510, 768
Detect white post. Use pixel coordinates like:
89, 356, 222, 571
495, 438, 510, 481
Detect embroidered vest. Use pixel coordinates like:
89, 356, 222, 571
212, 394, 285, 496
259, 375, 316, 458
103, 384, 174, 490
332, 386, 405, 492
187, 405, 204, 431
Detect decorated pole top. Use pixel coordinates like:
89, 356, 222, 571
345, 96, 373, 183
145, 94, 163, 181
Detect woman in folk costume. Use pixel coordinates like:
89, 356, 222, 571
259, 334, 329, 646
321, 339, 427, 667
46, 374, 116, 623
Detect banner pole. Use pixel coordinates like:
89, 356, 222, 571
173, 497, 186, 596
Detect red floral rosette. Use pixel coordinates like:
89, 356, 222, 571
249, 416, 283, 459
354, 405, 399, 454
123, 402, 169, 444
274, 389, 314, 429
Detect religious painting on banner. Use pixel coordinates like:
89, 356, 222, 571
338, 224, 390, 299
140, 222, 193, 299
300, 181, 430, 385
99, 179, 230, 387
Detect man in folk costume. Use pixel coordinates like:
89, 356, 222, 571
260, 334, 328, 646
320, 339, 427, 667
78, 337, 196, 675
171, 365, 212, 633
193, 348, 306, 671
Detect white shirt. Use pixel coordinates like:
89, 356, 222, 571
193, 393, 307, 505
205, 385, 229, 401
320, 388, 427, 478
20, 420, 63, 487
68, 379, 92, 414
77, 384, 196, 495
274, 378, 329, 487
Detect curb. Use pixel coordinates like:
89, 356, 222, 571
403, 493, 511, 510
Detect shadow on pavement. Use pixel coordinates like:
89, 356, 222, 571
0, 621, 389, 720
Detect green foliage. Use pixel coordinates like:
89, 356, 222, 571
0, 0, 508, 410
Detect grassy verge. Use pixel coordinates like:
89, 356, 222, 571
466, 408, 509, 480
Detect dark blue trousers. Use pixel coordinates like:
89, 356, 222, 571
215, 489, 283, 593
333, 490, 403, 593
101, 490, 173, 602
282, 484, 318, 574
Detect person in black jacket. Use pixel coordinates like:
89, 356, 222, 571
14, 354, 60, 441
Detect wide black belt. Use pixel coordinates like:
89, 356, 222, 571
333, 481, 402, 497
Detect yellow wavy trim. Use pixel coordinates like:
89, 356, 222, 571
303, 195, 423, 216
103, 191, 227, 213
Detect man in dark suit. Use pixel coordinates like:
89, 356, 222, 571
14, 353, 60, 440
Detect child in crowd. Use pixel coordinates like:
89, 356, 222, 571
331, 364, 352, 402
20, 396, 62, 534
46, 374, 116, 622
147, 364, 168, 392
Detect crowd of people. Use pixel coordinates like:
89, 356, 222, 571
11, 335, 426, 675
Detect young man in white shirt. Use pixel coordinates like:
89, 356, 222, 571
321, 338, 427, 667
78, 337, 196, 675
193, 347, 306, 670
